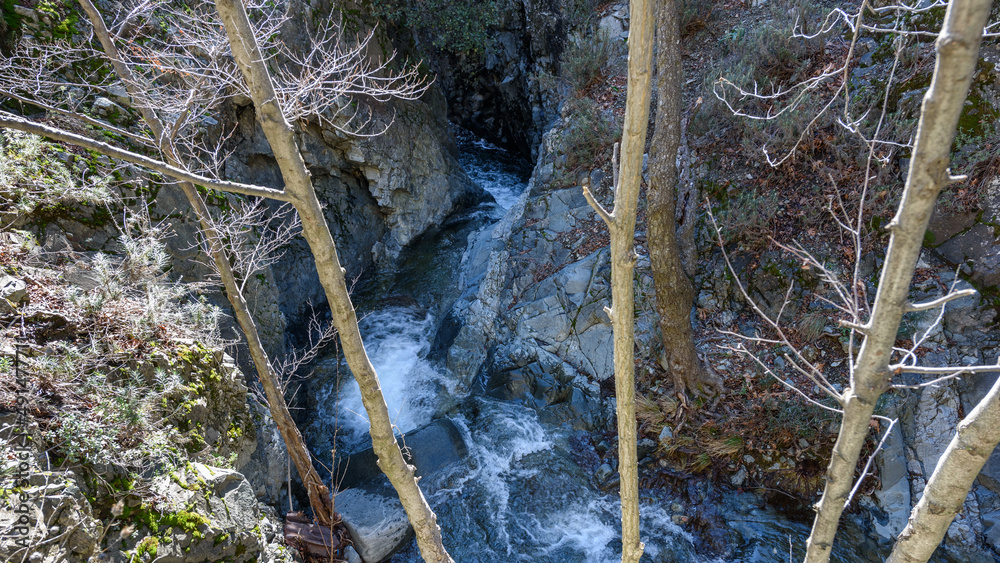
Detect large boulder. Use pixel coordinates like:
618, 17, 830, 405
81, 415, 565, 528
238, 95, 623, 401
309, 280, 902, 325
334, 419, 469, 562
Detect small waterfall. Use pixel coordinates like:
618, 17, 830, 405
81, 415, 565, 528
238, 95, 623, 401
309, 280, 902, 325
453, 127, 529, 214
337, 307, 458, 451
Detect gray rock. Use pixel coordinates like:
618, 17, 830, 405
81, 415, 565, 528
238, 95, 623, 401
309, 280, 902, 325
595, 463, 613, 483
730, 466, 747, 487
0, 276, 28, 313
935, 224, 1000, 286
142, 463, 264, 562
982, 509, 1000, 551
105, 85, 130, 106
92, 97, 123, 119
336, 484, 413, 563
336, 418, 469, 491
0, 472, 101, 563
42, 225, 73, 254
658, 426, 673, 443
335, 419, 469, 561
873, 422, 910, 539
240, 398, 290, 506
344, 545, 363, 563
912, 384, 962, 476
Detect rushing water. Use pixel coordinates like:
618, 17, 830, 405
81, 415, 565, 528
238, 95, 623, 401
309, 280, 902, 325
305, 129, 888, 562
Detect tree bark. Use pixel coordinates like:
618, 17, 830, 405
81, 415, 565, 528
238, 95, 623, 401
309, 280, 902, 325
581, 0, 653, 560
804, 0, 992, 560
214, 1, 453, 561
77, 0, 336, 527
647, 0, 722, 398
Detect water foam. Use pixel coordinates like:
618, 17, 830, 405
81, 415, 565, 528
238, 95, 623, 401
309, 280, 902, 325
336, 306, 458, 450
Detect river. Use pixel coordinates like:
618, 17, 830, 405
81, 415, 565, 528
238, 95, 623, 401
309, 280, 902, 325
303, 129, 888, 562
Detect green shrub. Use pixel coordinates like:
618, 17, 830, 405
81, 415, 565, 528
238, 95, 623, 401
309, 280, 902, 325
371, 0, 499, 56
0, 131, 111, 217
715, 187, 780, 248
562, 30, 621, 92
562, 97, 620, 171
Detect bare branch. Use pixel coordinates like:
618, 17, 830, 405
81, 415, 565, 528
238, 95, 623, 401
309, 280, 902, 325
891, 363, 1000, 376
905, 288, 977, 313
892, 372, 968, 390
582, 173, 614, 227
273, 305, 338, 390
0, 90, 153, 145
0, 112, 291, 201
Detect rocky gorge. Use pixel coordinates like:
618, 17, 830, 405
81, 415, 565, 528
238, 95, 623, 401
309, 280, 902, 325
3, 0, 1000, 561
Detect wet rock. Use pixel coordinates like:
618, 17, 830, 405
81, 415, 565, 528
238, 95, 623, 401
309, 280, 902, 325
483, 347, 603, 430
873, 421, 910, 539
227, 81, 480, 324
336, 418, 469, 491
336, 483, 413, 562
344, 545, 363, 563
595, 463, 613, 483
335, 419, 469, 561
598, 472, 621, 494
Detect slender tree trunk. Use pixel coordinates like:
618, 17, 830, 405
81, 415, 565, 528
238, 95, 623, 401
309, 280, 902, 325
888, 373, 1000, 563
804, 0, 992, 560
77, 0, 336, 528
581, 0, 653, 560
214, 1, 453, 561
647, 0, 721, 397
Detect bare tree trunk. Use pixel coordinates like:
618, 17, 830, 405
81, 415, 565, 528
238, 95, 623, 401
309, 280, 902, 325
77, 0, 336, 528
647, 0, 722, 398
214, 1, 453, 561
888, 374, 1000, 563
804, 0, 992, 560
581, 0, 653, 560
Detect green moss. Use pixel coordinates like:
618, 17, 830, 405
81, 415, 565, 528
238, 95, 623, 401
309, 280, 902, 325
162, 510, 211, 537
923, 229, 936, 248
169, 471, 201, 491
36, 0, 80, 40
1, 0, 22, 49
135, 536, 158, 560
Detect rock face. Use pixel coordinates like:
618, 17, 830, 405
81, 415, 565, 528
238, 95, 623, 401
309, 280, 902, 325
929, 177, 1000, 286
408, 0, 573, 158
0, 346, 292, 563
445, 118, 635, 430
225, 86, 481, 323
0, 275, 28, 313
239, 397, 292, 508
